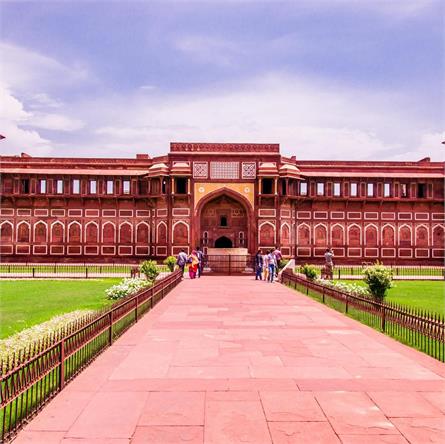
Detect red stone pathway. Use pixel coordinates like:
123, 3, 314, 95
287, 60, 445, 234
15, 277, 445, 443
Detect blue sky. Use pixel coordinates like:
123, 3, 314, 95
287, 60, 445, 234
0, 0, 443, 160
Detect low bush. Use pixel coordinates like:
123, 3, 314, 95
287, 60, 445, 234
317, 279, 370, 297
140, 260, 160, 281
300, 264, 319, 281
105, 278, 153, 300
363, 262, 393, 301
163, 256, 177, 272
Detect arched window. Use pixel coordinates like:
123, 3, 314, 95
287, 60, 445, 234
51, 223, 64, 244
382, 225, 395, 247
433, 225, 444, 248
34, 222, 47, 243
416, 226, 428, 247
348, 225, 361, 247
17, 223, 30, 243
331, 225, 344, 247
365, 225, 378, 247
69, 223, 81, 244
399, 226, 412, 247
298, 225, 310, 246
85, 223, 98, 243
314, 225, 327, 247
136, 223, 149, 243
0, 222, 13, 243
119, 223, 132, 244
103, 223, 115, 244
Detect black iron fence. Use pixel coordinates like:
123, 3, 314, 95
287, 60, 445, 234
282, 269, 444, 362
0, 263, 169, 279
0, 270, 182, 442
295, 264, 445, 280
203, 254, 255, 275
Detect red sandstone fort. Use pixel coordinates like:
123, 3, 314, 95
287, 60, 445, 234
0, 142, 444, 264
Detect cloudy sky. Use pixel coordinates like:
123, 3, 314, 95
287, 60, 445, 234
0, 0, 444, 161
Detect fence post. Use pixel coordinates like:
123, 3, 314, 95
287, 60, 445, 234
85, 267, 88, 279
135, 296, 139, 322
345, 294, 349, 313
59, 339, 65, 390
109, 311, 113, 345
381, 305, 386, 332
338, 269, 340, 280
322, 286, 325, 304
229, 255, 232, 276
32, 267, 35, 278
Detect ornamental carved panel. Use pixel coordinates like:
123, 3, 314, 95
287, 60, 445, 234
193, 162, 208, 179
210, 162, 239, 180
242, 162, 256, 179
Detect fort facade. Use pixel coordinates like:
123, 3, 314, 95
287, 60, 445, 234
0, 142, 443, 264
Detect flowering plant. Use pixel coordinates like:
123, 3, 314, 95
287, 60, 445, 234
105, 278, 153, 300
316, 279, 370, 297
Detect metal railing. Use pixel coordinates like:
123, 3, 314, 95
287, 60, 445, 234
0, 263, 169, 279
295, 264, 445, 280
0, 270, 182, 442
203, 254, 255, 275
282, 269, 444, 362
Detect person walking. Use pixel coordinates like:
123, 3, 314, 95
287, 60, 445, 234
263, 250, 270, 282
268, 250, 277, 283
254, 248, 263, 280
273, 246, 282, 276
176, 249, 188, 276
188, 250, 199, 279
324, 247, 334, 280
196, 246, 204, 278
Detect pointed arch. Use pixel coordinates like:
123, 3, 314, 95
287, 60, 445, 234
365, 223, 378, 247
348, 224, 361, 247
314, 223, 328, 247
331, 223, 344, 247
16, 221, 31, 243
399, 224, 412, 247
136, 221, 150, 243
119, 222, 133, 244
34, 221, 48, 243
415, 224, 429, 247
382, 224, 395, 247
280, 222, 291, 244
297, 223, 310, 246
85, 221, 99, 244
50, 221, 65, 244
157, 221, 168, 243
259, 221, 276, 245
0, 221, 13, 243
172, 221, 189, 244
102, 221, 116, 243
68, 221, 82, 244
433, 224, 444, 248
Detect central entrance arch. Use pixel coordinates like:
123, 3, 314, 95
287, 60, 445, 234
195, 188, 255, 254
215, 236, 233, 248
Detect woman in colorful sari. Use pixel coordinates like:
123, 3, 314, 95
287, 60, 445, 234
188, 250, 199, 279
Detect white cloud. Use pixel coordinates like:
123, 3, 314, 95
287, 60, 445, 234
28, 113, 85, 132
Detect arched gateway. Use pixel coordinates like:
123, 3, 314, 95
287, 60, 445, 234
195, 189, 255, 254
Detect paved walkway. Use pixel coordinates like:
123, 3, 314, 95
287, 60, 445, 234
15, 277, 445, 443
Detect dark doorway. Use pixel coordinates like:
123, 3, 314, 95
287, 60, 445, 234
215, 236, 233, 248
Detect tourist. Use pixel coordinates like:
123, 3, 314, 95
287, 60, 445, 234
254, 248, 263, 280
188, 250, 199, 279
273, 246, 282, 276
263, 250, 270, 281
268, 250, 277, 283
176, 249, 188, 275
196, 246, 204, 278
324, 247, 334, 279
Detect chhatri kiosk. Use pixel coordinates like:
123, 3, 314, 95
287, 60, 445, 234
0, 142, 443, 265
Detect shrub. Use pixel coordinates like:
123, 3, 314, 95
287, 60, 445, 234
105, 278, 152, 300
140, 260, 160, 281
300, 264, 319, 281
363, 262, 393, 301
163, 256, 177, 272
317, 279, 370, 297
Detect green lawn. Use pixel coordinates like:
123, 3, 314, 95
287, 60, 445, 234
0, 279, 120, 338
337, 280, 445, 315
